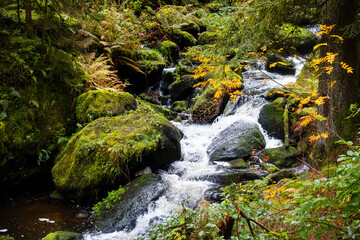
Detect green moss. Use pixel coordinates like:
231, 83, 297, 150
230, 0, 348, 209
0, 236, 15, 240
269, 169, 296, 183
228, 158, 248, 169
172, 101, 188, 112
159, 40, 178, 64
137, 100, 178, 120
43, 231, 81, 240
277, 23, 318, 54
259, 97, 285, 140
52, 111, 182, 200
76, 90, 137, 124
169, 75, 198, 101
206, 3, 221, 12
198, 31, 221, 45
170, 28, 197, 48
260, 145, 298, 168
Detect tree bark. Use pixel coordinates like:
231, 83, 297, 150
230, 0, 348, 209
25, 0, 33, 37
317, 0, 360, 157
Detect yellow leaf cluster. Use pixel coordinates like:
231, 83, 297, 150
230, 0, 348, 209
317, 24, 336, 36
340, 62, 353, 73
309, 132, 329, 143
314, 96, 329, 106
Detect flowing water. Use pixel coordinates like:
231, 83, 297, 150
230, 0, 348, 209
83, 57, 306, 240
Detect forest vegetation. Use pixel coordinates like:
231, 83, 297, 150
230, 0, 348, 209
1, 0, 360, 239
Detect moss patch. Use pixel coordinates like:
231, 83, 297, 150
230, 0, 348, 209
259, 97, 285, 140
76, 90, 137, 124
260, 145, 298, 168
43, 231, 81, 240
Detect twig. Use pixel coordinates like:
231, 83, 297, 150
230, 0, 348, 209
296, 157, 325, 178
263, 208, 292, 219
233, 201, 272, 237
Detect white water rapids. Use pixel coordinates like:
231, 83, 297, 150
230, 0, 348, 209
83, 58, 305, 240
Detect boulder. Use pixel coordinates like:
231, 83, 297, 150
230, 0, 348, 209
43, 231, 81, 240
169, 75, 198, 101
170, 28, 197, 48
92, 173, 168, 232
207, 121, 266, 161
259, 97, 285, 140
227, 158, 248, 169
159, 40, 178, 65
202, 170, 263, 186
0, 237, 15, 240
51, 113, 182, 201
75, 90, 137, 124
265, 54, 296, 75
260, 145, 298, 168
198, 31, 221, 45
269, 169, 297, 184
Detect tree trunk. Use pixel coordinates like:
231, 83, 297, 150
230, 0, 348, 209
316, 0, 360, 159
25, 0, 33, 37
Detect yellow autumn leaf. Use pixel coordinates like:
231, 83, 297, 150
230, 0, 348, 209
309, 134, 321, 143
315, 96, 329, 105
330, 80, 336, 88
313, 43, 328, 50
321, 132, 329, 139
300, 116, 312, 126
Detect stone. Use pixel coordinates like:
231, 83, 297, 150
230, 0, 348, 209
260, 145, 298, 168
207, 121, 266, 161
43, 231, 81, 240
259, 97, 285, 140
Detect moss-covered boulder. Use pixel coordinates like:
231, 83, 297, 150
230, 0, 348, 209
206, 2, 221, 12
198, 31, 221, 45
260, 145, 298, 168
269, 169, 296, 183
159, 40, 178, 65
75, 90, 137, 124
52, 112, 182, 201
206, 171, 262, 186
259, 97, 285, 140
137, 100, 178, 121
265, 54, 296, 75
191, 87, 227, 123
92, 173, 168, 232
43, 231, 81, 240
170, 28, 197, 48
171, 101, 188, 112
277, 23, 318, 55
207, 121, 266, 161
180, 21, 200, 37
169, 75, 198, 101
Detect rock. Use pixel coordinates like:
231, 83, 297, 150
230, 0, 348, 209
137, 100, 178, 121
181, 21, 200, 37
265, 54, 296, 75
198, 31, 221, 45
203, 170, 263, 186
269, 169, 297, 184
191, 87, 228, 123
51, 112, 182, 201
170, 28, 197, 48
92, 173, 168, 232
277, 23, 318, 55
259, 163, 280, 173
206, 3, 221, 12
76, 211, 90, 219
49, 191, 64, 200
159, 40, 178, 64
76, 90, 137, 124
259, 97, 285, 140
227, 158, 248, 169
169, 75, 198, 101
138, 92, 159, 105
43, 231, 81, 240
260, 145, 298, 168
172, 101, 188, 112
207, 121, 266, 161
264, 88, 291, 101
204, 188, 224, 202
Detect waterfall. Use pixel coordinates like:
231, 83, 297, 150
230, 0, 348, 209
83, 58, 306, 240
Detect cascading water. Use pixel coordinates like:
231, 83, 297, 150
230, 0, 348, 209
83, 57, 306, 240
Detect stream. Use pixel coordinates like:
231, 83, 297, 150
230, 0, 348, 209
82, 57, 306, 240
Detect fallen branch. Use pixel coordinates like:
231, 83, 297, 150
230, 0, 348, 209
296, 157, 325, 178
263, 208, 292, 219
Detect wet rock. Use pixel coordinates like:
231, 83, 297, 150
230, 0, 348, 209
227, 158, 248, 169
260, 145, 298, 168
43, 231, 81, 240
204, 188, 224, 202
259, 97, 285, 140
202, 170, 263, 186
169, 75, 198, 101
265, 54, 296, 75
269, 169, 297, 184
172, 100, 189, 112
76, 211, 90, 219
198, 31, 221, 45
0, 237, 15, 240
92, 173, 168, 233
207, 121, 266, 161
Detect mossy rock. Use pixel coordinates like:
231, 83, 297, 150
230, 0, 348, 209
228, 158, 248, 169
169, 75, 198, 101
265, 54, 296, 75
180, 21, 200, 37
43, 231, 81, 240
159, 40, 178, 64
269, 169, 296, 183
265, 88, 292, 101
52, 112, 182, 201
208, 171, 262, 186
198, 31, 221, 45
137, 92, 159, 105
92, 173, 168, 232
76, 90, 137, 124
277, 23, 318, 55
207, 121, 266, 161
137, 100, 178, 121
260, 163, 280, 173
259, 97, 285, 140
172, 101, 188, 112
0, 236, 15, 240
260, 145, 298, 168
206, 3, 221, 12
170, 28, 197, 48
